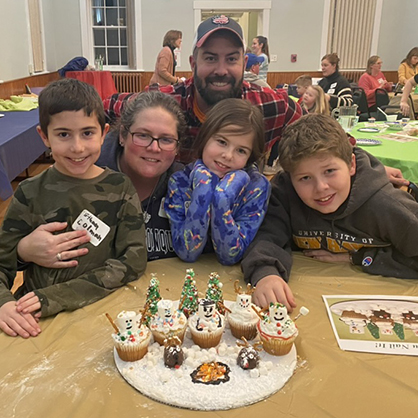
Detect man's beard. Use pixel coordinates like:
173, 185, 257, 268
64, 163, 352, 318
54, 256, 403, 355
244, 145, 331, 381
194, 65, 243, 107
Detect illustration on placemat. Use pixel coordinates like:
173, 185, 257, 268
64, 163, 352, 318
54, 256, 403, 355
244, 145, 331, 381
323, 295, 418, 356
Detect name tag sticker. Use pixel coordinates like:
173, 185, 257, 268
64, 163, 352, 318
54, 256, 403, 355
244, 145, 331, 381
72, 209, 110, 246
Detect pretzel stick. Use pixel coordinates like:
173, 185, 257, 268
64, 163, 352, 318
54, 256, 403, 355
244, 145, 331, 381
178, 294, 187, 311
218, 301, 232, 314
105, 313, 119, 334
251, 305, 264, 320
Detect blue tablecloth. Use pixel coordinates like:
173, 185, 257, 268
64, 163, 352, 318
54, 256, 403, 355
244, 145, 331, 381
0, 109, 47, 200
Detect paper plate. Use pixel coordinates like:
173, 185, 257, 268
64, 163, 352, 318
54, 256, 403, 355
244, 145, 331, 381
355, 138, 382, 146
358, 127, 380, 133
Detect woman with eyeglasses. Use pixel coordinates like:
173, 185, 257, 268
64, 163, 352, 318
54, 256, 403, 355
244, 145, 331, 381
16, 92, 186, 265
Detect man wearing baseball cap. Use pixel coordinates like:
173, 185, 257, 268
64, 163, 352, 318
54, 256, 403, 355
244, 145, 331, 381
244, 53, 270, 88
104, 15, 303, 165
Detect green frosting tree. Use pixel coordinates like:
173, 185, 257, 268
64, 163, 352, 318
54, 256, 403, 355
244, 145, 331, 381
205, 272, 225, 314
393, 322, 405, 340
179, 269, 199, 318
144, 274, 162, 324
367, 322, 380, 339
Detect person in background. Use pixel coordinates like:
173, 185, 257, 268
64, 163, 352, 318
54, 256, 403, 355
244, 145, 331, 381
150, 30, 183, 86
318, 53, 353, 110
302, 85, 330, 115
16, 91, 186, 265
251, 36, 270, 82
242, 114, 418, 311
0, 79, 146, 338
244, 53, 270, 88
165, 99, 270, 265
400, 74, 418, 117
358, 55, 392, 111
295, 75, 312, 104
398, 47, 418, 86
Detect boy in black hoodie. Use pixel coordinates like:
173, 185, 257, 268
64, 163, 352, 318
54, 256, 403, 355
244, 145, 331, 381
242, 114, 418, 311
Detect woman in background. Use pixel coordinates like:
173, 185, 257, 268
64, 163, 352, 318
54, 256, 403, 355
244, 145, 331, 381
150, 30, 182, 86
398, 47, 418, 86
318, 53, 353, 110
358, 55, 392, 111
251, 36, 270, 82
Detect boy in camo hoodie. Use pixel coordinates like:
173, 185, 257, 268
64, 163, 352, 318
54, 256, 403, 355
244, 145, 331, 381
0, 79, 146, 338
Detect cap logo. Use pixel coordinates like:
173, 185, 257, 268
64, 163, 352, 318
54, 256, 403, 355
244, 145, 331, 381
212, 15, 229, 25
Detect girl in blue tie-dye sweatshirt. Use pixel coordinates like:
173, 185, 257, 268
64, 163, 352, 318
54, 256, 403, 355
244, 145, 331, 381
165, 99, 271, 265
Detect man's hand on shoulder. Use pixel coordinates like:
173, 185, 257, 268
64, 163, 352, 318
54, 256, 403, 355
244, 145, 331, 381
253, 275, 296, 313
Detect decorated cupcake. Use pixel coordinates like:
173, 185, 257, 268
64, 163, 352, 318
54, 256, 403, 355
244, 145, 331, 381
256, 303, 298, 356
149, 299, 187, 345
188, 298, 225, 348
110, 310, 151, 362
227, 281, 259, 340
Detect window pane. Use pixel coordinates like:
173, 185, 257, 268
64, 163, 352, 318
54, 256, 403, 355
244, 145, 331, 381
119, 8, 126, 26
93, 29, 105, 46
120, 0, 125, 6
92, 0, 104, 6
107, 29, 119, 46
108, 48, 120, 65
94, 47, 106, 61
93, 8, 105, 25
106, 8, 118, 26
120, 29, 127, 46
105, 0, 118, 6
121, 47, 127, 65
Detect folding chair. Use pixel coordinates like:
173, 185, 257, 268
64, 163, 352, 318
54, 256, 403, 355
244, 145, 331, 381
352, 86, 369, 121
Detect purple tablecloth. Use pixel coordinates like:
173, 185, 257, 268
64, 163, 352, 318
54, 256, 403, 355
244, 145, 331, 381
0, 109, 47, 200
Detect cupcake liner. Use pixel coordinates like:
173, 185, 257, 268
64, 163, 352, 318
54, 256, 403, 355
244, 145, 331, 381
228, 316, 258, 340
257, 322, 297, 356
151, 326, 186, 346
114, 332, 151, 362
190, 326, 224, 348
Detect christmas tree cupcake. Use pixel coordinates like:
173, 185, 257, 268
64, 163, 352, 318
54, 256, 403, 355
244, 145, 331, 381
107, 311, 151, 362
206, 272, 226, 314
149, 299, 187, 345
188, 298, 225, 348
228, 281, 259, 340
256, 303, 299, 356
144, 274, 162, 325
178, 269, 199, 318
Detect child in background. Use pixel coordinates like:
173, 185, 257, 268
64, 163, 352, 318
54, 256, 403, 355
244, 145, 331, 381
242, 114, 418, 311
165, 99, 271, 265
302, 85, 330, 115
0, 79, 146, 338
295, 75, 312, 104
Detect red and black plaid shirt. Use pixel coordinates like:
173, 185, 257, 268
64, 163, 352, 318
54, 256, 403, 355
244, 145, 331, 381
103, 78, 304, 163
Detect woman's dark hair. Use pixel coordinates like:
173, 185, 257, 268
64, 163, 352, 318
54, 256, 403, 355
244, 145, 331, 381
402, 47, 418, 67
163, 30, 182, 49
256, 36, 270, 63
321, 52, 340, 72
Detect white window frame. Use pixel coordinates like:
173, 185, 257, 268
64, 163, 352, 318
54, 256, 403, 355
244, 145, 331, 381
79, 0, 143, 71
320, 0, 383, 70
193, 1, 271, 37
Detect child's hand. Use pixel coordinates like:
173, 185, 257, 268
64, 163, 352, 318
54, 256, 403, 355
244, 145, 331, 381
216, 170, 250, 197
190, 160, 218, 190
253, 275, 297, 313
303, 249, 350, 263
17, 222, 90, 268
0, 301, 41, 338
16, 291, 42, 314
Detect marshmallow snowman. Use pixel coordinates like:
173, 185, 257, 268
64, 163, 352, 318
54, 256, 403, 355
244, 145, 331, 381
196, 299, 222, 331
115, 310, 142, 334
157, 299, 174, 324
236, 293, 252, 310
268, 303, 288, 326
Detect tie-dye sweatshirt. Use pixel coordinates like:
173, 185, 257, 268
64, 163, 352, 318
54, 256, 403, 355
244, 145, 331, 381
165, 160, 271, 265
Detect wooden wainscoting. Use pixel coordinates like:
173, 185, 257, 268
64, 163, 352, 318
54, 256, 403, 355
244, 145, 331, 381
0, 72, 60, 99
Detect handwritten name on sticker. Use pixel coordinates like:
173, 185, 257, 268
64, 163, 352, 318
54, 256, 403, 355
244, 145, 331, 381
72, 209, 110, 246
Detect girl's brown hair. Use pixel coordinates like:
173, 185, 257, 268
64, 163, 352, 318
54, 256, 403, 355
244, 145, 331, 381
256, 36, 270, 63
321, 52, 340, 72
402, 47, 418, 67
195, 99, 265, 167
366, 55, 381, 75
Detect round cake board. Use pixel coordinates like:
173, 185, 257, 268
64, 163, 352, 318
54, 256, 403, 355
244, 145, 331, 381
114, 301, 297, 411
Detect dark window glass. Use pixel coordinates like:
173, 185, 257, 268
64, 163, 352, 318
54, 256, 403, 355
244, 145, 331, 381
106, 8, 118, 26
121, 47, 128, 65
120, 29, 127, 46
93, 29, 105, 46
108, 48, 120, 65
93, 8, 105, 25
107, 29, 119, 46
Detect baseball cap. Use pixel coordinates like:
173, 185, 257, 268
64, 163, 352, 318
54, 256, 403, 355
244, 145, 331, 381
192, 15, 245, 50
245, 53, 264, 70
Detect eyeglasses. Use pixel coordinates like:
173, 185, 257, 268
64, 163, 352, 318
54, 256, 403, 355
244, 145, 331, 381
127, 131, 179, 151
